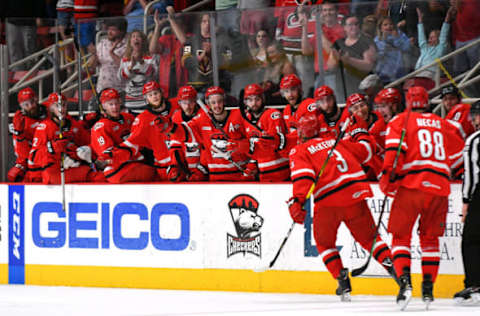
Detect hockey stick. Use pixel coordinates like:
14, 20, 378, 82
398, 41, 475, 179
254, 117, 352, 273
196, 98, 252, 176
351, 106, 412, 277
57, 103, 66, 212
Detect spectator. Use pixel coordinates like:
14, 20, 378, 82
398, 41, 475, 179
300, 1, 345, 93
249, 29, 272, 82
374, 16, 411, 85
361, 14, 378, 39
415, 6, 454, 80
216, 0, 239, 33
118, 30, 158, 113
149, 8, 187, 98
73, 0, 98, 56
329, 15, 377, 103
450, 0, 480, 97
89, 17, 127, 94
123, 0, 174, 33
275, 2, 315, 96
4, 0, 46, 70
239, 0, 272, 37
262, 41, 296, 104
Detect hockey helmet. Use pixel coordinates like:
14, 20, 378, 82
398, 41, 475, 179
17, 87, 36, 103
243, 84, 264, 98
45, 92, 67, 107
406, 86, 429, 110
142, 81, 161, 95
314, 85, 334, 100
100, 88, 120, 104
280, 74, 302, 90
346, 93, 367, 110
441, 84, 460, 99
374, 88, 401, 105
471, 100, 480, 115
297, 113, 319, 140
205, 86, 225, 99
177, 85, 197, 100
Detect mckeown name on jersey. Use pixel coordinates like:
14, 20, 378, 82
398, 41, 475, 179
416, 118, 441, 129
307, 139, 335, 154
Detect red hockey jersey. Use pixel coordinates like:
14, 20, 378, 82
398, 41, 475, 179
289, 134, 376, 206
10, 108, 47, 169
185, 109, 252, 181
383, 112, 465, 196
242, 108, 290, 181
445, 103, 475, 139
90, 112, 139, 177
28, 115, 90, 171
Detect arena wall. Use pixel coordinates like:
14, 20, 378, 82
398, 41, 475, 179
0, 183, 465, 298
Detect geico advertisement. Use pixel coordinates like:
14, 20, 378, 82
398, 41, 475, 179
1, 185, 8, 265
25, 185, 200, 267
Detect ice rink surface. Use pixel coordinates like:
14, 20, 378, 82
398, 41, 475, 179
1, 285, 480, 316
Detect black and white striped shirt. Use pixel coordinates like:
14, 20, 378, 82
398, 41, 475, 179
463, 130, 480, 203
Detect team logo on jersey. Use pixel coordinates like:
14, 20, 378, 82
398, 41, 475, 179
271, 112, 281, 120
226, 194, 264, 258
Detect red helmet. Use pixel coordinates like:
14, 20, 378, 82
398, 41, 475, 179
100, 88, 120, 104
346, 93, 366, 110
374, 88, 401, 105
280, 74, 302, 90
177, 85, 197, 100
406, 86, 429, 110
314, 85, 334, 99
297, 113, 319, 140
143, 81, 161, 95
244, 84, 264, 98
18, 87, 36, 103
45, 92, 67, 107
205, 86, 225, 99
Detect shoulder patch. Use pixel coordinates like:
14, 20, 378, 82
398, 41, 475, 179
37, 123, 46, 130
271, 112, 281, 120
307, 102, 317, 112
93, 122, 104, 131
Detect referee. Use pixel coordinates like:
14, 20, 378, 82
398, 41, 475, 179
454, 100, 480, 304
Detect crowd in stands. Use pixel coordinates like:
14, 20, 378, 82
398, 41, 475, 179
3, 0, 480, 184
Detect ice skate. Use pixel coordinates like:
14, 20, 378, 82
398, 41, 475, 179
454, 287, 480, 305
396, 268, 412, 311
335, 268, 352, 302
422, 274, 434, 310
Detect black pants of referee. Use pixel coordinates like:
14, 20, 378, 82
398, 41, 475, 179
462, 189, 480, 288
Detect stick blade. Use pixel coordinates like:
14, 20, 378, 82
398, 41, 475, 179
351, 263, 369, 277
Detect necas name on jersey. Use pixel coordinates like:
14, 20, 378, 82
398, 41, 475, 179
307, 139, 335, 154
416, 118, 441, 129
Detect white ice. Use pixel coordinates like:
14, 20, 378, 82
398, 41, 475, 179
1, 285, 479, 316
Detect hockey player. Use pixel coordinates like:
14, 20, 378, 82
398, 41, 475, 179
168, 85, 208, 181
8, 87, 47, 182
90, 88, 156, 183
241, 83, 289, 181
441, 85, 475, 139
29, 92, 104, 184
181, 86, 254, 181
381, 86, 465, 310
281, 74, 304, 134
346, 93, 387, 152
287, 112, 396, 301
373, 87, 403, 123
453, 100, 480, 304
314, 85, 349, 137
121, 81, 184, 181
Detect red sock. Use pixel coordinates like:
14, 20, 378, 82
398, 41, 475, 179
320, 248, 343, 279
421, 237, 440, 282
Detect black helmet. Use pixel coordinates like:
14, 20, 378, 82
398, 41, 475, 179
441, 84, 460, 98
471, 100, 480, 115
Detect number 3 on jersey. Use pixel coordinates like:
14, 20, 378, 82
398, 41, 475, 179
418, 129, 445, 160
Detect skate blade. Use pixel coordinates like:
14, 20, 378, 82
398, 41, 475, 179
424, 299, 432, 310
340, 292, 351, 302
397, 289, 412, 311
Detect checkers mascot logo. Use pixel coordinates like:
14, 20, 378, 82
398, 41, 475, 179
226, 194, 264, 258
